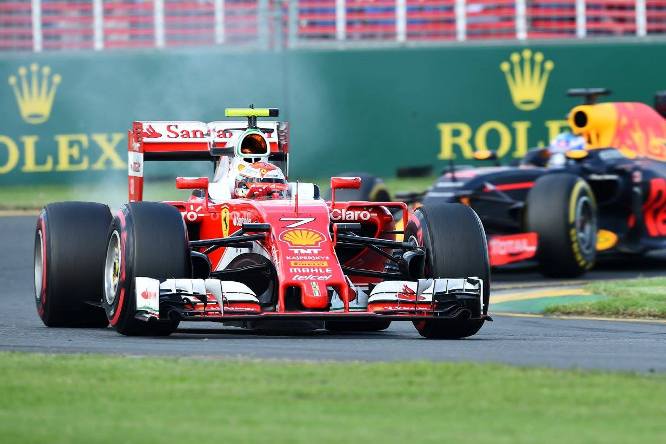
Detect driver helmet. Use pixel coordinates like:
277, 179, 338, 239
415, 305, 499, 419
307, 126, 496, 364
234, 161, 287, 198
240, 132, 268, 157
548, 132, 587, 167
549, 132, 586, 153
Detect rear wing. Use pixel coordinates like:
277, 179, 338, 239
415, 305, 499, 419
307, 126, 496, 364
128, 120, 289, 201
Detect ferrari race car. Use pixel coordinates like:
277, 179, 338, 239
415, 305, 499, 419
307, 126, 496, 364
33, 108, 491, 339
417, 89, 666, 277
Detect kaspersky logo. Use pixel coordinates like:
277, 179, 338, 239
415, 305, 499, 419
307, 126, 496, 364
500, 49, 554, 111
8, 63, 61, 124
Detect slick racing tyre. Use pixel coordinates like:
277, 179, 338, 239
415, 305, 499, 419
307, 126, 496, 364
325, 172, 391, 202
405, 203, 490, 339
34, 202, 111, 327
102, 202, 191, 336
325, 319, 392, 333
527, 173, 597, 277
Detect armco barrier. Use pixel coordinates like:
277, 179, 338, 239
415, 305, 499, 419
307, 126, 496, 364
1, 40, 665, 184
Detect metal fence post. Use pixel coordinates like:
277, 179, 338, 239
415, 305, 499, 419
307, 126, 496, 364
636, 0, 647, 37
396, 0, 407, 42
93, 0, 104, 50
455, 0, 466, 41
154, 0, 165, 48
214, 0, 226, 44
258, 0, 269, 49
287, 0, 298, 48
576, 0, 586, 38
336, 0, 346, 41
31, 0, 42, 52
515, 0, 527, 40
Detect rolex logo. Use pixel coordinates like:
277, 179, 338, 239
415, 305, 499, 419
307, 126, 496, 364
8, 63, 61, 124
500, 49, 554, 111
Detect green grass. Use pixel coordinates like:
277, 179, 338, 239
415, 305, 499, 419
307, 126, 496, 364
0, 176, 435, 210
1, 352, 665, 444
0, 182, 192, 211
545, 277, 666, 319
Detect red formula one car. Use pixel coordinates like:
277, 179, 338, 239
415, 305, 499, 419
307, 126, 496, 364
34, 108, 490, 339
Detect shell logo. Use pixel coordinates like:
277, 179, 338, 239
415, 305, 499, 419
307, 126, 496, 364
280, 229, 325, 247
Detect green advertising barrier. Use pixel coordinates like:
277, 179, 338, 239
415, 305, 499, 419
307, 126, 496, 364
1, 41, 665, 184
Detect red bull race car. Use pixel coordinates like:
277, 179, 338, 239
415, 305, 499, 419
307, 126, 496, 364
418, 89, 666, 277
33, 108, 490, 339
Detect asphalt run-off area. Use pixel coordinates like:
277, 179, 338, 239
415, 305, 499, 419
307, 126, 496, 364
2, 215, 665, 372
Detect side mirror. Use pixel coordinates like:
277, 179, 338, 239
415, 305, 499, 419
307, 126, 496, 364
330, 176, 361, 203
473, 150, 498, 161
331, 176, 362, 190
176, 177, 209, 190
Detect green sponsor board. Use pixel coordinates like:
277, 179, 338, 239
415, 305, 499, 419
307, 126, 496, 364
1, 41, 665, 185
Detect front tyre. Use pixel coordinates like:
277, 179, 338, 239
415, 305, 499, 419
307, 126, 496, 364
35, 202, 112, 327
102, 202, 191, 336
405, 204, 490, 339
526, 174, 597, 277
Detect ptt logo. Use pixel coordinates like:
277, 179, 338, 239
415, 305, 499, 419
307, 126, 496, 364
140, 290, 156, 300
280, 229, 325, 247
330, 208, 371, 221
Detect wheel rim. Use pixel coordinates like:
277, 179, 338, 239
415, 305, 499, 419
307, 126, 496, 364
104, 231, 121, 306
575, 196, 596, 256
34, 230, 43, 302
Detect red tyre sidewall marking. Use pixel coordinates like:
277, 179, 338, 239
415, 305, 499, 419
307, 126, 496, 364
110, 211, 127, 326
37, 214, 47, 317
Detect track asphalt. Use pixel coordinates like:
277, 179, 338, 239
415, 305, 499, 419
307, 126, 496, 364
2, 215, 665, 372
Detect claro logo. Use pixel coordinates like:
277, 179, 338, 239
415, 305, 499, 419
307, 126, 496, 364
330, 209, 371, 221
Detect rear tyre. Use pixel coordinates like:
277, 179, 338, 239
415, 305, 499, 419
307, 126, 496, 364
325, 319, 391, 333
405, 204, 490, 339
526, 174, 597, 277
102, 202, 191, 336
34, 202, 111, 327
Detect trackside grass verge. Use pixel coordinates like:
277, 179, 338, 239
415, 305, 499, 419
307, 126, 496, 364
545, 277, 666, 319
0, 177, 435, 210
1, 352, 665, 444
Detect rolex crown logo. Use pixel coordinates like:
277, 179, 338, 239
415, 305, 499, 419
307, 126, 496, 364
500, 49, 554, 111
8, 63, 61, 124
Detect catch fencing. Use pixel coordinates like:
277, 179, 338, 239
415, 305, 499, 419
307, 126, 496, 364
1, 0, 665, 52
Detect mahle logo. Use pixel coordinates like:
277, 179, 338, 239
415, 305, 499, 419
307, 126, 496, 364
8, 63, 61, 124
500, 49, 554, 111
